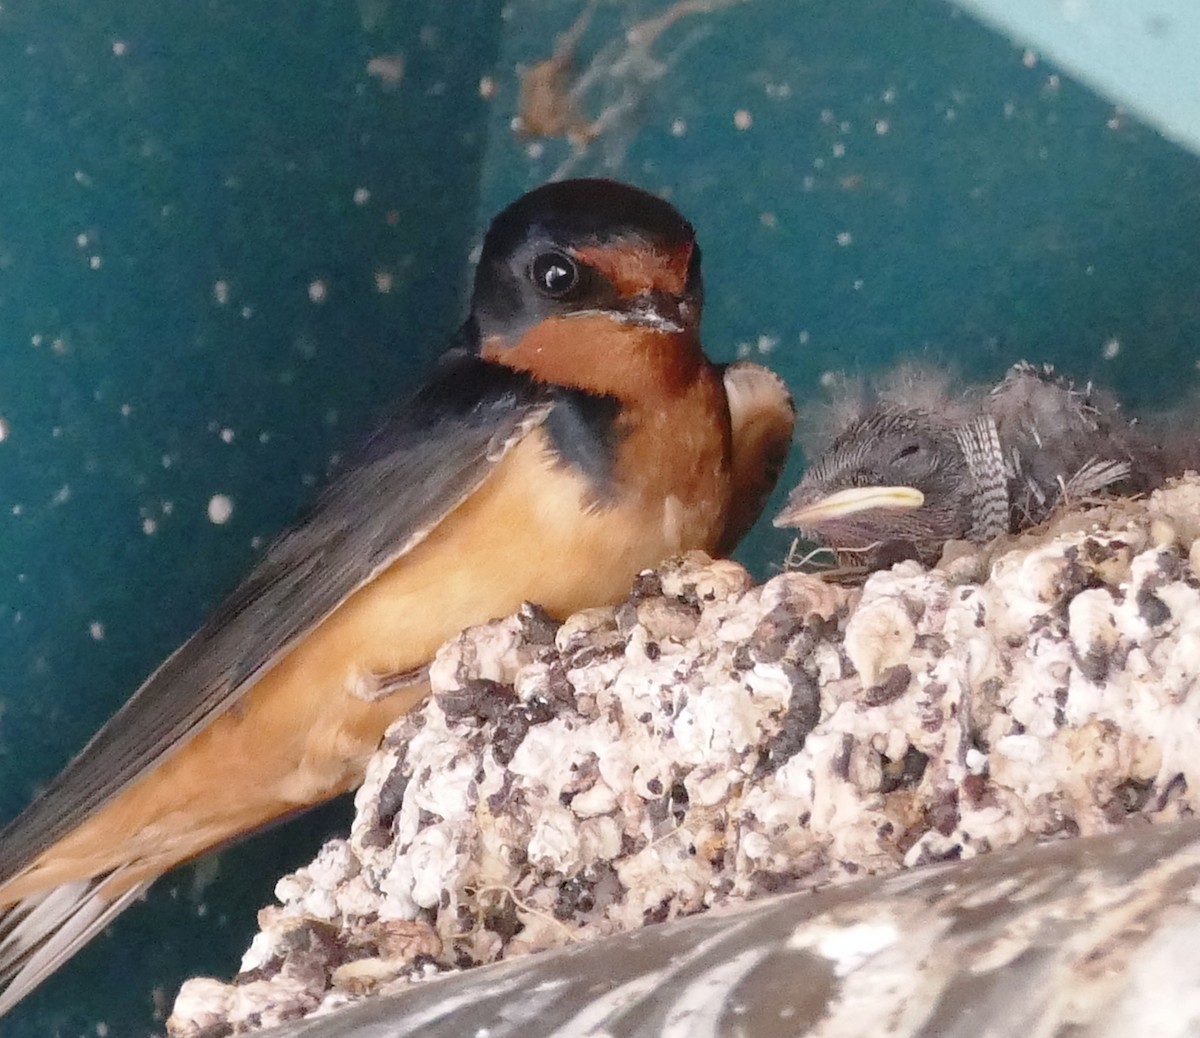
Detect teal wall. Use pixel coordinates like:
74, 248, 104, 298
1, 1, 1197, 1034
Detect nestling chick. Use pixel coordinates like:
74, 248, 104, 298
776, 361, 1170, 567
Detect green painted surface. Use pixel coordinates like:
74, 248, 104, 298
0, 0, 1197, 1034
0, 1, 501, 1033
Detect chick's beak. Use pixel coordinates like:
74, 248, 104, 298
773, 485, 926, 528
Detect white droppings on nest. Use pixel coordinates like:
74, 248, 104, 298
168, 476, 1200, 1036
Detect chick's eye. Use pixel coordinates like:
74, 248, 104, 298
530, 250, 579, 297
892, 443, 921, 463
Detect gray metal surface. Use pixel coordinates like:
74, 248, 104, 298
259, 819, 1200, 1037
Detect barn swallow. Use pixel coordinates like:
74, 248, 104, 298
775, 360, 1165, 568
0, 178, 794, 1014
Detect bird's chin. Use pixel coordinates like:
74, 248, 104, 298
834, 538, 928, 569
789, 516, 940, 570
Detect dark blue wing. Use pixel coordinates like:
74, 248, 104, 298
0, 350, 553, 880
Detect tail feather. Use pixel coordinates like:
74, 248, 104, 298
0, 874, 149, 1017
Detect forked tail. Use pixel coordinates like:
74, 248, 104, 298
0, 872, 150, 1017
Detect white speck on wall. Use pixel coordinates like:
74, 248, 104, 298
733, 109, 752, 130
353, 187, 370, 206
0, 417, 8, 443
307, 279, 328, 304
875, 118, 890, 135
220, 427, 235, 444
142, 517, 158, 535
52, 484, 71, 506
670, 118, 687, 137
478, 75, 496, 99
240, 305, 254, 320
799, 330, 810, 345
111, 40, 127, 57
756, 335, 778, 355
207, 495, 233, 525
366, 53, 405, 86
374, 270, 394, 294
1103, 338, 1121, 360
525, 141, 545, 159
836, 231, 853, 246
119, 403, 132, 417
96, 1021, 111, 1037
213, 280, 230, 306
832, 141, 846, 157
1022, 48, 1037, 68
76, 232, 90, 248
89, 621, 105, 641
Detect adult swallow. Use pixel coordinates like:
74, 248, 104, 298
774, 360, 1164, 568
0, 178, 795, 1013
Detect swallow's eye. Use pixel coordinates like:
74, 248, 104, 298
530, 250, 579, 298
892, 443, 921, 463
